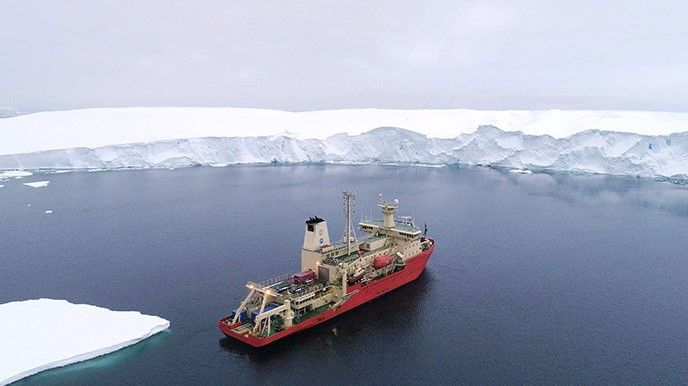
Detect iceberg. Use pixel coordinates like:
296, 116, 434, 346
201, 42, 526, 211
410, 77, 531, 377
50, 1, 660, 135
0, 299, 169, 385
0, 107, 687, 179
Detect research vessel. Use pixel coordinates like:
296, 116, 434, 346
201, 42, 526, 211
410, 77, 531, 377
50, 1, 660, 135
219, 191, 435, 347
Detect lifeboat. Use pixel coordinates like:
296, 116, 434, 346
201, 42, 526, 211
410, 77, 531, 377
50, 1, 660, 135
373, 255, 393, 269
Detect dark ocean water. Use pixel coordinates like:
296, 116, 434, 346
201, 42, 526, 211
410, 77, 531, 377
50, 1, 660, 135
2, 165, 688, 385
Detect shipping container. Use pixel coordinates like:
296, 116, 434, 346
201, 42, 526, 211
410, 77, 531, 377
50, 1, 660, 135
293, 269, 316, 284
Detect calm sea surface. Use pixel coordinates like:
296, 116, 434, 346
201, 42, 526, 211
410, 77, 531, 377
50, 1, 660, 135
2, 165, 688, 385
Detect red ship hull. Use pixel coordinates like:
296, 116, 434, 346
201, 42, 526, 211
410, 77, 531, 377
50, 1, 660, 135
219, 240, 435, 347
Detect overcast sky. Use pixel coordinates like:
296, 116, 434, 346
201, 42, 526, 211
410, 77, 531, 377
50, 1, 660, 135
2, 0, 688, 111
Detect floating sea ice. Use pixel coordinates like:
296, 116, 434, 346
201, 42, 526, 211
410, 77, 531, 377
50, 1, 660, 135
0, 170, 32, 179
0, 299, 170, 385
509, 168, 533, 175
45, 210, 53, 214
22, 181, 50, 188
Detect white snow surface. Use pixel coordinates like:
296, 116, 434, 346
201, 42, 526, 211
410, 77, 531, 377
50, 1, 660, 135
1, 107, 688, 179
22, 180, 49, 188
0, 170, 32, 179
509, 168, 533, 174
0, 299, 169, 385
2, 107, 688, 154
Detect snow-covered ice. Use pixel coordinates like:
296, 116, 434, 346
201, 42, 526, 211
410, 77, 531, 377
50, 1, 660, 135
0, 299, 169, 385
509, 168, 533, 174
2, 107, 688, 155
1, 108, 687, 179
2, 125, 686, 179
22, 180, 49, 188
0, 170, 32, 179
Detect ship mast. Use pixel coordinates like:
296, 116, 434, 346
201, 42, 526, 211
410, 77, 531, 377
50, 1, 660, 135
342, 190, 357, 255
378, 194, 399, 229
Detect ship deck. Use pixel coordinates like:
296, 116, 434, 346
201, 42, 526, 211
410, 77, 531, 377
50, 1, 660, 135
323, 236, 390, 265
324, 248, 374, 265
227, 303, 333, 337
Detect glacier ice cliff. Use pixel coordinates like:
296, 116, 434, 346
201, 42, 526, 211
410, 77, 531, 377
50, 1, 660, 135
1, 125, 687, 180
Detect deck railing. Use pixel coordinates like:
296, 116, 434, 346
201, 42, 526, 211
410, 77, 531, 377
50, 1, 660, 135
246, 272, 293, 290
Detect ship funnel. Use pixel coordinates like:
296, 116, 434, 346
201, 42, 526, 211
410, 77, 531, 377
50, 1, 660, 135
303, 216, 330, 251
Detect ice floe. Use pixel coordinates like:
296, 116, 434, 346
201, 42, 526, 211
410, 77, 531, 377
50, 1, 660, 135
509, 168, 533, 174
0, 170, 32, 180
22, 181, 49, 188
0, 299, 169, 385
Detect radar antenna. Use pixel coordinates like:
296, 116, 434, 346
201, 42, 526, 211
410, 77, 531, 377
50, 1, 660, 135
342, 190, 357, 255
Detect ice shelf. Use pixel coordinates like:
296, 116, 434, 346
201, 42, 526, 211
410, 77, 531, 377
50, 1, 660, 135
1, 107, 687, 179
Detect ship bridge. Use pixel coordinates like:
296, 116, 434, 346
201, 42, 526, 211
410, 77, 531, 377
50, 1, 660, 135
359, 219, 422, 239
359, 196, 422, 240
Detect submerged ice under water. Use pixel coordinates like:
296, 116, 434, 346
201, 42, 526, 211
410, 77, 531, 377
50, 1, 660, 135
1, 165, 688, 384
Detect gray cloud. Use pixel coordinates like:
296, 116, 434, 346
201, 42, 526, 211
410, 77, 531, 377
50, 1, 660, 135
1, 0, 687, 111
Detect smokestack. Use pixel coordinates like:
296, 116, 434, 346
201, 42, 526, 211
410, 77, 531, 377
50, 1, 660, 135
302, 216, 330, 251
